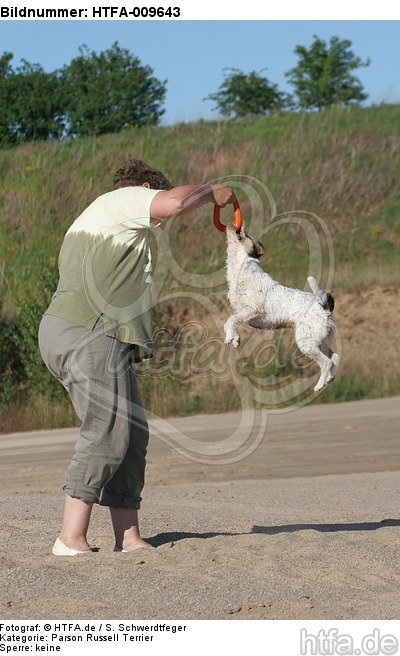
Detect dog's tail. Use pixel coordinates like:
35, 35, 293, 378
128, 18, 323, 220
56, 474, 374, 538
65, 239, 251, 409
307, 276, 335, 312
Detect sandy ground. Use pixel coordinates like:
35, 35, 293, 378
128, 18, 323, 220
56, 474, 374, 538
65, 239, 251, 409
1, 396, 400, 620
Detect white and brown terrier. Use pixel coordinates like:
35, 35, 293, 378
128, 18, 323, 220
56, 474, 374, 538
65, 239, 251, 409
224, 223, 339, 392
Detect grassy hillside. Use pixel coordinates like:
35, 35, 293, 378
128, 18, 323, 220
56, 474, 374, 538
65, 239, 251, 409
0, 104, 399, 431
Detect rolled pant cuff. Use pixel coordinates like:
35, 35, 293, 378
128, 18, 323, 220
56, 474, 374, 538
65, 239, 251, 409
63, 483, 101, 505
99, 490, 142, 509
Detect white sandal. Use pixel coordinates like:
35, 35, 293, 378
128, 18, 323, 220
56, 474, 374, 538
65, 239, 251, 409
52, 537, 93, 556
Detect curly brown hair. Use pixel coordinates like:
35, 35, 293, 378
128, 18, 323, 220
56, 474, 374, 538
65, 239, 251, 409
113, 159, 173, 190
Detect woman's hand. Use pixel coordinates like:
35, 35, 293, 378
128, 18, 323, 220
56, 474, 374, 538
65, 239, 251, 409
211, 184, 237, 207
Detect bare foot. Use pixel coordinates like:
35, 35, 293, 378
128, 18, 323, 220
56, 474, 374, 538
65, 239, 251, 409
110, 507, 153, 553
116, 537, 154, 552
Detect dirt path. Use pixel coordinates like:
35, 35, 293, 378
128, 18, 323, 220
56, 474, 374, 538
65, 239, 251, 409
1, 397, 400, 621
0, 396, 398, 494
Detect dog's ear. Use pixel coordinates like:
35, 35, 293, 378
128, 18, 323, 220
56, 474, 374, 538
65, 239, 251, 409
256, 241, 265, 258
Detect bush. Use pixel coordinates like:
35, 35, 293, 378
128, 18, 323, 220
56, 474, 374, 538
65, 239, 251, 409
0, 256, 69, 421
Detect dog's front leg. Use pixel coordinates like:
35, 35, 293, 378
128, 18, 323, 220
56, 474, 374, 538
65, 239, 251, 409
224, 309, 261, 348
224, 315, 241, 348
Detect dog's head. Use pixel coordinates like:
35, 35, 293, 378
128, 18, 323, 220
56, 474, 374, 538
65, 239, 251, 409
226, 222, 264, 259
240, 233, 265, 259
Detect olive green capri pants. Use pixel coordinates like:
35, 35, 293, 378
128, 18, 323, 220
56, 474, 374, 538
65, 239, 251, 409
38, 314, 149, 508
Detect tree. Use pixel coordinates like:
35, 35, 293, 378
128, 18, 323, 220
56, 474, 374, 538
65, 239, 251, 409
0, 52, 64, 146
0, 44, 167, 147
286, 35, 370, 111
8, 60, 65, 142
0, 52, 15, 147
61, 42, 167, 137
205, 68, 293, 119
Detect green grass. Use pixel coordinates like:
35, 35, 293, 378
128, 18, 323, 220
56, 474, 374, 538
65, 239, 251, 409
0, 104, 399, 430
1, 104, 399, 315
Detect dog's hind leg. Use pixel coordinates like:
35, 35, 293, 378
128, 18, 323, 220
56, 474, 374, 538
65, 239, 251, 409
330, 352, 340, 379
309, 348, 334, 392
320, 338, 334, 359
320, 338, 340, 380
295, 332, 334, 392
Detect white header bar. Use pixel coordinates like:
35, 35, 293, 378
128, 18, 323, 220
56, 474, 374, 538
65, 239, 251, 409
0, 1, 398, 20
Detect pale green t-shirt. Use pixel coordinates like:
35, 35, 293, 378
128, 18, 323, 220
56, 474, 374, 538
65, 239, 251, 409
46, 186, 161, 359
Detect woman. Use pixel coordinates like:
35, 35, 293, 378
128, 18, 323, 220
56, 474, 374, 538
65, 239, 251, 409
38, 158, 235, 555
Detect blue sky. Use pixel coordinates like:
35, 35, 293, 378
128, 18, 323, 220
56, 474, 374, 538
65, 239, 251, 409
0, 19, 399, 124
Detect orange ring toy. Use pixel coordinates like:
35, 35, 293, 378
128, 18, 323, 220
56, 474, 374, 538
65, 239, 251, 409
213, 201, 243, 233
